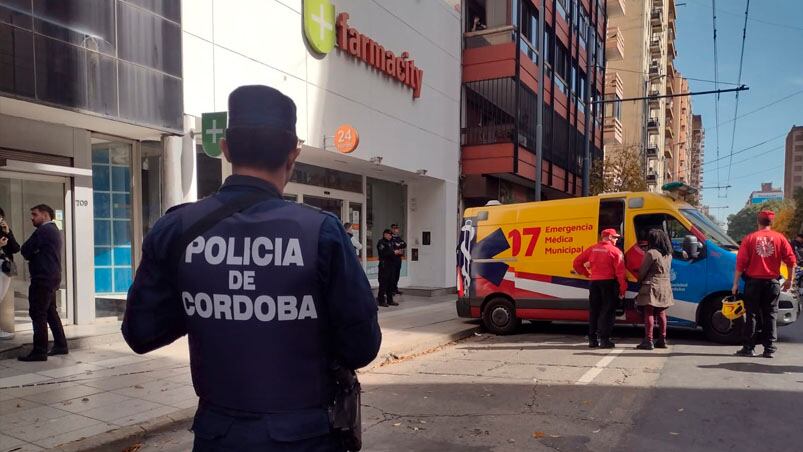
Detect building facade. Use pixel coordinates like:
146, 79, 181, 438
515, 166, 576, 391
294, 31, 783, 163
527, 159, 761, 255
667, 70, 692, 183
690, 114, 704, 190
0, 0, 184, 331
785, 125, 803, 198
604, 0, 678, 190
747, 182, 783, 205
1, 0, 461, 331
461, 0, 607, 205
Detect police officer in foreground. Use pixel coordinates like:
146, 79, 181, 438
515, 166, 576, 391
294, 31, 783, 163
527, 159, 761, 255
123, 85, 381, 451
572, 229, 627, 349
389, 224, 406, 295
732, 210, 795, 358
376, 229, 398, 307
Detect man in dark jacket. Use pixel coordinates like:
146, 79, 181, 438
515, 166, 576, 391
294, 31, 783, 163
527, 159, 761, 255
19, 204, 67, 361
377, 229, 399, 307
791, 233, 803, 264
390, 224, 406, 295
123, 85, 381, 451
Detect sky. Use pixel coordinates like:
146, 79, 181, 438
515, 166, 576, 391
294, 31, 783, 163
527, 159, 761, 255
673, 0, 803, 223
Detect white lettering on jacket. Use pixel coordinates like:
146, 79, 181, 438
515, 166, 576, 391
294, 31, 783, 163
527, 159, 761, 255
182, 292, 318, 322
185, 236, 305, 267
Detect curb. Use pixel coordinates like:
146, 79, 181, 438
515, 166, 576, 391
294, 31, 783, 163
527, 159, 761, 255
54, 324, 479, 450
53, 408, 196, 452
0, 332, 122, 360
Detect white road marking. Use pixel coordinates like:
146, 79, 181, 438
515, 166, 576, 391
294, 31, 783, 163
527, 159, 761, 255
575, 348, 624, 385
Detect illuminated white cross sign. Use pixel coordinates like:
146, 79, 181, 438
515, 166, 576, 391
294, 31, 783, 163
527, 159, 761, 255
207, 119, 223, 143
312, 3, 333, 41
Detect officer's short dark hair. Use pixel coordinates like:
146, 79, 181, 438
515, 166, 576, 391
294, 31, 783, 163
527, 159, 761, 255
344, 222, 352, 230
225, 126, 298, 170
31, 204, 55, 220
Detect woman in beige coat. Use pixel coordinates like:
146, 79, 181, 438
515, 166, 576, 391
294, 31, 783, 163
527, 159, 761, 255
636, 229, 674, 350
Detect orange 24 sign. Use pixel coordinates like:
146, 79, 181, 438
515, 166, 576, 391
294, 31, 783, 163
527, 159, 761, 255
335, 124, 359, 153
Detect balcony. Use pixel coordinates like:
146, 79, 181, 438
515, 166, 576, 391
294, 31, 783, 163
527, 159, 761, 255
605, 72, 624, 98
607, 0, 626, 17
646, 145, 659, 159
650, 36, 662, 57
651, 9, 664, 31
464, 25, 516, 49
606, 28, 625, 61
664, 146, 674, 160
666, 100, 674, 118
648, 118, 660, 134
647, 170, 658, 185
648, 91, 660, 108
604, 117, 623, 145
665, 123, 675, 139
649, 62, 661, 76
667, 38, 676, 59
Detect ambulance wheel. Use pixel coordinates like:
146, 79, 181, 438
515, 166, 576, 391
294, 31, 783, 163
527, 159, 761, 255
482, 298, 520, 335
702, 295, 745, 345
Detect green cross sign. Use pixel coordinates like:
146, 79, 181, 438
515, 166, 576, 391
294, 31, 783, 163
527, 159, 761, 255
201, 112, 227, 158
304, 0, 336, 54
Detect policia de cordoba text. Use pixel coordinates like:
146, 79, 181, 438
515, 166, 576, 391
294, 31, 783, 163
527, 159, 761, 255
181, 235, 318, 322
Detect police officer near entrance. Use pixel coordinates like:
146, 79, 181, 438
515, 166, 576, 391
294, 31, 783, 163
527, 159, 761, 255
573, 229, 627, 349
123, 85, 381, 451
390, 224, 406, 295
376, 229, 399, 307
732, 210, 795, 358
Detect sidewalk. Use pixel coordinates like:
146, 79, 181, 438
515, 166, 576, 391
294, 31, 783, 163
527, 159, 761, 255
0, 294, 475, 451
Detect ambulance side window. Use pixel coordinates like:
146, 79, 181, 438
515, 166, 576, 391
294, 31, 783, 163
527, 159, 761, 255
665, 216, 691, 259
633, 214, 690, 260
599, 199, 625, 252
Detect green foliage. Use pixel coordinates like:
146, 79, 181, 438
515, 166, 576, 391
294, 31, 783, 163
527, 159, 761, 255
727, 199, 786, 242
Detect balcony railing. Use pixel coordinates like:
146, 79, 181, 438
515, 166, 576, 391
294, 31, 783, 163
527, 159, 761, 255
646, 145, 659, 159
606, 28, 625, 61
604, 117, 623, 145
650, 36, 662, 56
461, 124, 515, 146
651, 9, 664, 30
646, 171, 658, 185
464, 25, 516, 49
647, 118, 660, 133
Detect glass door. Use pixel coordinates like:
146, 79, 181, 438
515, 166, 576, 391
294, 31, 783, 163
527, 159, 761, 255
303, 195, 344, 219
0, 172, 72, 331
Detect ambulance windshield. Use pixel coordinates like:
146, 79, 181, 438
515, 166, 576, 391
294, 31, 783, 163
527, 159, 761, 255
681, 208, 739, 250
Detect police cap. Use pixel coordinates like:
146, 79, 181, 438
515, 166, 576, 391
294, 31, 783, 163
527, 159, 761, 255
228, 85, 296, 135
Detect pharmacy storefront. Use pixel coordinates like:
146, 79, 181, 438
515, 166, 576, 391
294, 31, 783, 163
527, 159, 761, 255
183, 0, 462, 288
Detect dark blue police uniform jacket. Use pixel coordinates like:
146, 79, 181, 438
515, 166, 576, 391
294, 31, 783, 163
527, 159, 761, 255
122, 175, 381, 449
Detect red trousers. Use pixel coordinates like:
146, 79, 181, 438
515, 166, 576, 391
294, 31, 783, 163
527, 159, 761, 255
643, 305, 667, 341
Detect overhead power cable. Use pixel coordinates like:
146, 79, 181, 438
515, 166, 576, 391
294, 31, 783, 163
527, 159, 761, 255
711, 0, 722, 195
725, 0, 751, 187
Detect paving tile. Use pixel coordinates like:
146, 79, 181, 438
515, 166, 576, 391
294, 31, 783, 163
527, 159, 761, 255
0, 398, 43, 416
0, 382, 80, 402
0, 404, 69, 425
18, 415, 102, 442
81, 372, 166, 391
110, 404, 181, 427
111, 379, 183, 399
0, 431, 27, 450
0, 367, 33, 379
92, 355, 152, 369
0, 373, 52, 388
80, 398, 165, 423
1, 356, 81, 371
51, 391, 131, 414
19, 384, 103, 405
167, 395, 199, 410
35, 363, 105, 379
32, 422, 116, 449
137, 385, 197, 406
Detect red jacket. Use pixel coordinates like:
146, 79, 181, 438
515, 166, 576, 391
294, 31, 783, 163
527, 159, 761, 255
573, 241, 627, 296
736, 229, 796, 279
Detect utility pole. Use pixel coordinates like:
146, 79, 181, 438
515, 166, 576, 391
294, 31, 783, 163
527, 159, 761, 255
582, 20, 592, 196
535, 0, 546, 201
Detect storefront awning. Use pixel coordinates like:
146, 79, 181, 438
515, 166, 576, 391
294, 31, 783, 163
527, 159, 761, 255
0, 159, 93, 177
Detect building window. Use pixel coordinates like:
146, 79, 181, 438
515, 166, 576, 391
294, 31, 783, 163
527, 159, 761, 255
291, 162, 362, 193
92, 141, 133, 294
795, 155, 803, 162
140, 141, 162, 236
795, 166, 802, 172
796, 176, 802, 182
604, 95, 621, 120
521, 1, 538, 47
365, 178, 407, 281
556, 0, 568, 20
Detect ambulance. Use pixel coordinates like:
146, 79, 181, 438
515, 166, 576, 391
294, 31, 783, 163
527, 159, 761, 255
456, 187, 799, 343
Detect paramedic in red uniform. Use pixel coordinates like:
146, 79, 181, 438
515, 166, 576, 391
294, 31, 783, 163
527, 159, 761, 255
732, 210, 796, 358
573, 229, 627, 349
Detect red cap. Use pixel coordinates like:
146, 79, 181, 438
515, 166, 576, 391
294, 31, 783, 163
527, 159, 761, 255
758, 210, 775, 221
601, 228, 621, 238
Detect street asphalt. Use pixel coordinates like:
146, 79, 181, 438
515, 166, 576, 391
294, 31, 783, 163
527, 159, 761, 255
101, 318, 803, 452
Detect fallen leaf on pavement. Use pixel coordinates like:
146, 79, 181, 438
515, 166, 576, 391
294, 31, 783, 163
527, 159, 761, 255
508, 439, 516, 443
82, 398, 89, 402
393, 423, 401, 427
670, 432, 680, 436
533, 432, 545, 439
677, 408, 684, 412
593, 429, 601, 433
134, 385, 144, 389
123, 444, 142, 452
